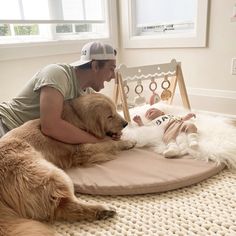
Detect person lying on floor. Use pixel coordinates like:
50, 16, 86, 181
133, 108, 198, 158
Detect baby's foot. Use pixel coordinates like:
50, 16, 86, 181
163, 142, 180, 158
176, 135, 188, 156
189, 141, 198, 149
187, 133, 199, 150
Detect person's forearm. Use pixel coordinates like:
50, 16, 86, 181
41, 119, 103, 144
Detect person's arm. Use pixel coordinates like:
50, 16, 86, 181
181, 113, 196, 121
40, 86, 110, 144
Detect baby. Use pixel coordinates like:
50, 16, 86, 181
133, 108, 198, 158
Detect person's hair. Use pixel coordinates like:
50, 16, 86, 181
76, 60, 111, 70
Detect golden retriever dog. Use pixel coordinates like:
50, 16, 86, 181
0, 93, 136, 236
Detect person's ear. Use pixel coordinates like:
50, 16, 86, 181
91, 61, 99, 72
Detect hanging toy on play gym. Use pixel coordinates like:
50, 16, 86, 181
149, 76, 161, 105
160, 75, 172, 101
134, 79, 146, 106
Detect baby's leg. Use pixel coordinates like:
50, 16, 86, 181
187, 133, 198, 149
184, 123, 198, 149
176, 134, 188, 155
163, 140, 180, 158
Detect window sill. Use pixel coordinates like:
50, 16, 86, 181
123, 33, 207, 48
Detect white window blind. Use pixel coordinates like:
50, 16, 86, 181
0, 0, 105, 23
134, 0, 197, 35
0, 0, 109, 44
121, 0, 208, 48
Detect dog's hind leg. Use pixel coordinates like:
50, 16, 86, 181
0, 155, 115, 223
40, 164, 116, 222
54, 196, 116, 222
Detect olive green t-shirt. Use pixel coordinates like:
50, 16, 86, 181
0, 63, 86, 130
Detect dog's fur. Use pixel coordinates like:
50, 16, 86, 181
0, 93, 136, 236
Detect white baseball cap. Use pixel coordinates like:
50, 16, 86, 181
70, 41, 117, 67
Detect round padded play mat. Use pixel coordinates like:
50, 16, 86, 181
66, 148, 224, 195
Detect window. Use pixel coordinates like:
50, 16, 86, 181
121, 0, 208, 48
0, 0, 118, 60
0, 0, 108, 44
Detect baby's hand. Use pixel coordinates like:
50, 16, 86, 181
187, 113, 196, 118
133, 115, 144, 126
133, 115, 141, 123
184, 113, 196, 121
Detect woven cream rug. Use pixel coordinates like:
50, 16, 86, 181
53, 169, 236, 236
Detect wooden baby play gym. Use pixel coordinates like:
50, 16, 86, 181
113, 59, 191, 122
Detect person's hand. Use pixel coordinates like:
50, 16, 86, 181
96, 136, 112, 142
110, 132, 122, 141
97, 131, 123, 142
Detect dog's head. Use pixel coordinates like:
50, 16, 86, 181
69, 93, 128, 138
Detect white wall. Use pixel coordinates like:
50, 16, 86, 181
0, 51, 115, 103
0, 0, 235, 117
118, 0, 236, 116
0, 53, 74, 100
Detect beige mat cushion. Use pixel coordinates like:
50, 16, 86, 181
66, 148, 224, 195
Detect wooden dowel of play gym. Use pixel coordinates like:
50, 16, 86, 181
167, 75, 177, 105
176, 64, 191, 110
117, 73, 131, 122
113, 72, 120, 107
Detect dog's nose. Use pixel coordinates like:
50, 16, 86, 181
123, 121, 128, 128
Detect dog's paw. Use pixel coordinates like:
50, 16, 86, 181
96, 206, 116, 220
119, 140, 136, 150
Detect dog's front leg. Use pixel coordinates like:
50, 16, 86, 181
114, 139, 137, 151
71, 140, 136, 167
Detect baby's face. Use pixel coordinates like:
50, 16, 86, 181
145, 108, 165, 120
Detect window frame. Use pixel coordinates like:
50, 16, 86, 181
121, 0, 209, 48
0, 0, 118, 61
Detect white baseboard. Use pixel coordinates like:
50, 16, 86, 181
173, 87, 236, 118
187, 88, 236, 100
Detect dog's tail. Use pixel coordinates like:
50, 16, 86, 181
0, 202, 55, 236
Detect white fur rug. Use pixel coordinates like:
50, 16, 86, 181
122, 103, 236, 170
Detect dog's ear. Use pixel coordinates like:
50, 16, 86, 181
71, 99, 107, 138
70, 94, 116, 138
85, 107, 106, 138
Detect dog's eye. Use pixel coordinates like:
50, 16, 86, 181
107, 115, 113, 120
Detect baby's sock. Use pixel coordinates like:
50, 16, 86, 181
176, 135, 188, 156
163, 142, 180, 158
187, 133, 199, 149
